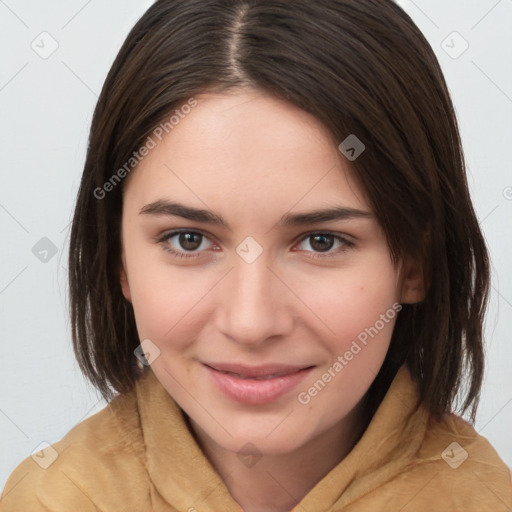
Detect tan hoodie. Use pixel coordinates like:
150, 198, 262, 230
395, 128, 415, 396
1, 365, 511, 511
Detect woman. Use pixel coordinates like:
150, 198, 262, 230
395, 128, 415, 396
2, 0, 511, 510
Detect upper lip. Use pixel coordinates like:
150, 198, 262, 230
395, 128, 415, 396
204, 362, 312, 378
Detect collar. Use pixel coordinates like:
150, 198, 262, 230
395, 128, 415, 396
135, 364, 428, 511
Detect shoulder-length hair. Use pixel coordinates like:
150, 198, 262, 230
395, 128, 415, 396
69, 0, 489, 422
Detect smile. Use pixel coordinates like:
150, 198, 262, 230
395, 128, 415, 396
203, 362, 314, 405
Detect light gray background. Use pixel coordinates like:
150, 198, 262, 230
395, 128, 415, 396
1, 0, 511, 491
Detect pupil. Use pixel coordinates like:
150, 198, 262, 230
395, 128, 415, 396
180, 233, 201, 251
311, 235, 333, 252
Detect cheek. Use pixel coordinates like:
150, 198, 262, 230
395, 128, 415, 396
293, 258, 400, 344
294, 262, 400, 417
126, 257, 221, 351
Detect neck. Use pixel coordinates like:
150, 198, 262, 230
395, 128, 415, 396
188, 399, 369, 512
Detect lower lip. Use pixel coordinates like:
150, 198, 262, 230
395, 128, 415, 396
204, 365, 313, 405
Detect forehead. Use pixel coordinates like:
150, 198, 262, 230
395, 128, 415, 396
123, 89, 370, 216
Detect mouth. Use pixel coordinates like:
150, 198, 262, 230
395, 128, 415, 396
203, 362, 314, 405
204, 362, 313, 378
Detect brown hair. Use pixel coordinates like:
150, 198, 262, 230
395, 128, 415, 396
69, 0, 489, 422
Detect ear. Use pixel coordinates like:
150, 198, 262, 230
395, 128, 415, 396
119, 253, 132, 302
399, 256, 426, 304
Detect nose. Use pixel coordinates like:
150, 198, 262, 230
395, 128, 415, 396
215, 255, 294, 347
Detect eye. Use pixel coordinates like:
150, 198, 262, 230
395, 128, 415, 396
158, 230, 215, 258
157, 230, 353, 260
294, 232, 353, 257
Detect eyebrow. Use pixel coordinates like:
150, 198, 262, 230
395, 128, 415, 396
139, 199, 373, 228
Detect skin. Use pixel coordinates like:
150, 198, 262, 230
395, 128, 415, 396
119, 88, 424, 512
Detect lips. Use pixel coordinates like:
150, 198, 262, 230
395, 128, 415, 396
205, 362, 311, 377
203, 362, 314, 405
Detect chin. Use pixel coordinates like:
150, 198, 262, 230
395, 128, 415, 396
229, 435, 305, 457
205, 418, 316, 457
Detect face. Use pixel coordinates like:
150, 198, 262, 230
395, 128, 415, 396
119, 88, 422, 456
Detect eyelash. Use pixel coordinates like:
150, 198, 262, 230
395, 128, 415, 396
157, 229, 354, 260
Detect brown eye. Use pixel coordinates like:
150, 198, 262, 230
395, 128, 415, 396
179, 232, 203, 251
294, 232, 354, 257
158, 230, 214, 258
309, 234, 335, 252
